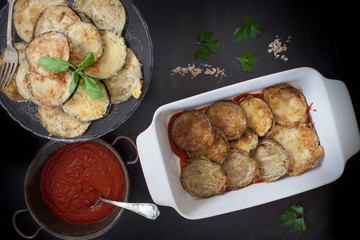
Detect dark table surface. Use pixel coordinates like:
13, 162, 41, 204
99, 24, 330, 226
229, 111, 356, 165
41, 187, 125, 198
1, 0, 359, 239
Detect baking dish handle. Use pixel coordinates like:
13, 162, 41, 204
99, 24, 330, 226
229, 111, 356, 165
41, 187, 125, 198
136, 123, 177, 207
324, 78, 360, 162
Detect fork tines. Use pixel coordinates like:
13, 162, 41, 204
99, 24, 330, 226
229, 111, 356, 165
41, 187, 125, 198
0, 61, 17, 88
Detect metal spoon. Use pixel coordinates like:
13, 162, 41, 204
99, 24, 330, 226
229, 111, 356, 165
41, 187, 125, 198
92, 194, 160, 220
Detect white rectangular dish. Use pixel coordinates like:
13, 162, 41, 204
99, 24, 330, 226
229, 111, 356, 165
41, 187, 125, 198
136, 67, 360, 220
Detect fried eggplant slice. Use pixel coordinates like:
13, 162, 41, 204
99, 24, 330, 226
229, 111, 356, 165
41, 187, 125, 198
239, 96, 273, 136
104, 48, 143, 103
83, 30, 127, 79
171, 110, 214, 152
72, 0, 126, 34
263, 83, 308, 126
38, 105, 90, 138
15, 60, 36, 103
266, 123, 324, 176
64, 21, 104, 66
221, 149, 257, 190
206, 101, 247, 141
25, 31, 70, 77
1, 42, 28, 102
230, 128, 258, 153
33, 5, 81, 38
62, 81, 110, 122
252, 138, 289, 182
27, 70, 73, 107
187, 131, 229, 165
181, 158, 226, 198
13, 0, 68, 42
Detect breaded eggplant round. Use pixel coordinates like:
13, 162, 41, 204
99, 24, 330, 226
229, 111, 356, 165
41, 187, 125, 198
239, 96, 273, 136
62, 81, 111, 122
64, 21, 104, 66
229, 128, 258, 153
38, 105, 90, 138
206, 101, 247, 141
252, 138, 289, 182
104, 48, 143, 103
27, 70, 73, 107
13, 0, 68, 42
83, 30, 127, 79
263, 83, 308, 126
33, 5, 81, 38
25, 31, 70, 77
221, 149, 257, 190
171, 110, 214, 152
266, 123, 324, 176
186, 131, 229, 165
72, 0, 127, 34
181, 158, 226, 198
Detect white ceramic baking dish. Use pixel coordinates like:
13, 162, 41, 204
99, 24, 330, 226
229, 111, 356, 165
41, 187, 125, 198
136, 67, 360, 220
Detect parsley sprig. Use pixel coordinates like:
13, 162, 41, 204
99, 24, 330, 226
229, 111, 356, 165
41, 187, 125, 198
278, 205, 307, 231
38, 52, 103, 99
236, 50, 257, 73
234, 16, 261, 43
194, 30, 221, 60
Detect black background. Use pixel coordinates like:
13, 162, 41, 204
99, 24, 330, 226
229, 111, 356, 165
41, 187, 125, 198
1, 0, 358, 239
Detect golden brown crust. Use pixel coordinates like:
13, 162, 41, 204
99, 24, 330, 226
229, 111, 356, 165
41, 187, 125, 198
229, 128, 258, 153
181, 158, 226, 198
25, 31, 70, 77
239, 96, 273, 136
266, 123, 324, 176
221, 149, 257, 190
206, 101, 247, 141
186, 131, 229, 164
252, 138, 289, 182
263, 83, 308, 126
171, 110, 214, 152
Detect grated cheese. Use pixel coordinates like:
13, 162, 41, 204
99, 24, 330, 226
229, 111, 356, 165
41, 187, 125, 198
267, 35, 291, 61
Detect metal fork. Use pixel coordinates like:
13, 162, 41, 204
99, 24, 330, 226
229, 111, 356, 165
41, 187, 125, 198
0, 0, 18, 89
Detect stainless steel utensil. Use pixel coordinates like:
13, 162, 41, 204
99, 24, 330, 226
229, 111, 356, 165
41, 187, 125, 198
0, 0, 18, 88
92, 193, 160, 220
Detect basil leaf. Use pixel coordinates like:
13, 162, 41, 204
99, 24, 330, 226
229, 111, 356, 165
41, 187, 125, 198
38, 56, 75, 72
69, 71, 79, 93
80, 74, 103, 99
78, 52, 95, 71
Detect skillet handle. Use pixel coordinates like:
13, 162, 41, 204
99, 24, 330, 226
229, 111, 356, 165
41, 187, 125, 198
111, 135, 139, 165
323, 78, 360, 162
12, 209, 42, 239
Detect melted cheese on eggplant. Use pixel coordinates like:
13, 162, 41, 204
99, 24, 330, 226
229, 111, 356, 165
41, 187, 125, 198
25, 31, 70, 77
33, 5, 81, 38
38, 105, 90, 138
72, 0, 126, 34
64, 21, 104, 66
13, 0, 67, 42
62, 81, 110, 122
83, 30, 127, 79
104, 48, 142, 103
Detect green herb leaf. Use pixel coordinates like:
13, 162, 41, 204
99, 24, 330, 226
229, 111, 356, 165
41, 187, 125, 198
69, 71, 79, 93
278, 205, 307, 231
234, 16, 261, 43
79, 73, 103, 99
236, 50, 257, 73
38, 56, 75, 72
78, 52, 95, 71
194, 30, 221, 60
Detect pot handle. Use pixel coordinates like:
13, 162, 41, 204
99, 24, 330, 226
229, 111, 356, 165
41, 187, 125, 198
12, 209, 42, 239
111, 135, 139, 165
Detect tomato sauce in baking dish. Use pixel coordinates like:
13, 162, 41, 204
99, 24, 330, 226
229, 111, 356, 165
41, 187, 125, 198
40, 141, 126, 224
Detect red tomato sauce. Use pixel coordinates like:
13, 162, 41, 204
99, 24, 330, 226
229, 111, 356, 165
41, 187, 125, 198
40, 141, 126, 225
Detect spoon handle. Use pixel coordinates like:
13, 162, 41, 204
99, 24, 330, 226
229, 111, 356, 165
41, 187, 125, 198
100, 197, 160, 220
